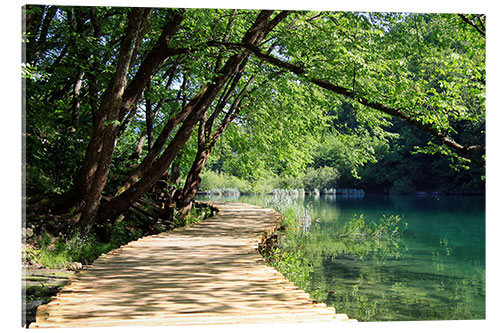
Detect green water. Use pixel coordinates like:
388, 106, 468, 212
200, 193, 486, 321
304, 194, 485, 321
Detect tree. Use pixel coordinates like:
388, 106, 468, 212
95, 10, 291, 223
211, 12, 485, 167
25, 7, 293, 228
176, 74, 257, 217
24, 7, 485, 232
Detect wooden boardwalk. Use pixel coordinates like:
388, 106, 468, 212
30, 202, 355, 328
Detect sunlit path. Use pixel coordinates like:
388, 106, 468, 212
30, 202, 355, 328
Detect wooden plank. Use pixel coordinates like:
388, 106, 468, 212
30, 202, 355, 328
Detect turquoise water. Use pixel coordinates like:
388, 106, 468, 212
304, 194, 485, 321
200, 194, 485, 321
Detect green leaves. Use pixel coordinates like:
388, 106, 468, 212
21, 63, 37, 80
104, 119, 121, 127
25, 6, 485, 209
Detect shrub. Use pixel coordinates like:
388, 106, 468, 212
200, 170, 252, 193
301, 166, 340, 191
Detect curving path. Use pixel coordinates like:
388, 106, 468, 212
30, 202, 355, 328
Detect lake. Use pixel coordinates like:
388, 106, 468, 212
199, 193, 485, 322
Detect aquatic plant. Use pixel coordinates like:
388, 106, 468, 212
262, 204, 409, 313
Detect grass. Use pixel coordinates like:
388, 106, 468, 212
25, 229, 118, 269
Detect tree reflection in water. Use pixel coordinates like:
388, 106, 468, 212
266, 206, 485, 321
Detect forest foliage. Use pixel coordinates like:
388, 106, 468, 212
23, 6, 485, 240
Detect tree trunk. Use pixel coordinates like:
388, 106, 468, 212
71, 9, 185, 229
130, 132, 147, 161
115, 86, 208, 195
177, 148, 211, 219
95, 101, 209, 222
73, 8, 150, 229
177, 77, 255, 218
88, 7, 102, 127
116, 61, 178, 139
96, 11, 289, 223
162, 159, 182, 222
114, 11, 288, 219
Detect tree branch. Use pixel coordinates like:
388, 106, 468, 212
209, 40, 485, 168
117, 9, 184, 121
458, 14, 485, 37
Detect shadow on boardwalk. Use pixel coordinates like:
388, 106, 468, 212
30, 202, 355, 328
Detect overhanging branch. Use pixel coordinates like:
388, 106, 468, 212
207, 40, 485, 168
458, 14, 486, 37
